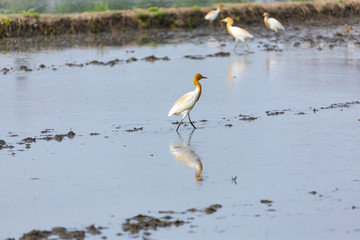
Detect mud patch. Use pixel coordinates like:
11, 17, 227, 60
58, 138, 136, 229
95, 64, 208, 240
86, 59, 123, 66
186, 204, 222, 214
238, 114, 258, 121
142, 55, 170, 62
66, 63, 84, 67
1, 130, 76, 154
184, 55, 205, 60
85, 224, 103, 235
126, 127, 143, 132
320, 101, 360, 110
20, 228, 85, 240
0, 139, 14, 151
265, 109, 289, 116
184, 51, 230, 60
123, 215, 184, 235
260, 199, 273, 205
19, 65, 33, 72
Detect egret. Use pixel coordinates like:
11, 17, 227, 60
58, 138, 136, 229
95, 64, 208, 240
263, 12, 285, 36
205, 3, 223, 24
220, 17, 254, 52
168, 73, 207, 131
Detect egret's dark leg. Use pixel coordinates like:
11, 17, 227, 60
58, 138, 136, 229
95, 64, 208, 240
176, 114, 187, 131
233, 40, 238, 50
245, 42, 250, 53
188, 113, 196, 129
275, 32, 279, 47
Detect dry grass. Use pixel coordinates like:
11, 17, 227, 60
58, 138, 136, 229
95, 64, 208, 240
0, 0, 359, 38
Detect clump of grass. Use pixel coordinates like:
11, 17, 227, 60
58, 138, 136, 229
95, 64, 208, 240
253, 4, 260, 9
148, 7, 158, 12
23, 8, 39, 18
153, 10, 177, 27
92, 1, 109, 12
186, 15, 196, 28
242, 0, 248, 3
0, 16, 12, 38
1, 16, 12, 25
137, 11, 150, 28
193, 5, 200, 12
153, 10, 166, 18
338, 0, 343, 3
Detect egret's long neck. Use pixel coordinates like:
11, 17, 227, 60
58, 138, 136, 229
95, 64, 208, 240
264, 16, 270, 28
194, 78, 202, 102
226, 21, 233, 35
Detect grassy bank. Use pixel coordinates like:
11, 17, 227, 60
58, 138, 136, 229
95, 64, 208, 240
0, 0, 359, 38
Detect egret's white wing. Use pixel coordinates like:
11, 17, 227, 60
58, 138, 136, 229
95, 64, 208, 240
268, 18, 285, 32
229, 26, 254, 41
168, 91, 197, 116
205, 9, 219, 21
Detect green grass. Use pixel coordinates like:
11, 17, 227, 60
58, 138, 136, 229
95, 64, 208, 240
23, 8, 34, 17
1, 16, 12, 25
137, 11, 150, 28
22, 8, 40, 18
148, 7, 158, 12
153, 10, 177, 27
92, 1, 109, 12
193, 5, 200, 12
0, 16, 12, 38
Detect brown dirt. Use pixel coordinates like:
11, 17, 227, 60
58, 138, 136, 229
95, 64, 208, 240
19, 228, 85, 240
0, 0, 359, 38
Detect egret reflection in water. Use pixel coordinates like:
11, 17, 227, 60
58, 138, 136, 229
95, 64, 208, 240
227, 55, 249, 88
169, 129, 203, 181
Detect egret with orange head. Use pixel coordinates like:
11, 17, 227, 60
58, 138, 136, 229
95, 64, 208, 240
220, 17, 254, 52
263, 12, 285, 36
168, 73, 207, 131
205, 3, 223, 24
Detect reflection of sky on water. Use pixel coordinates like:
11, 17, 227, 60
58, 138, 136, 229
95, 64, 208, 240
1, 27, 360, 240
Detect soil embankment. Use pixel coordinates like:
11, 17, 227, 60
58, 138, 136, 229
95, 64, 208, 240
0, 0, 359, 38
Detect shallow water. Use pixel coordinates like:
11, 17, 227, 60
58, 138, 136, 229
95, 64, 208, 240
1, 26, 360, 239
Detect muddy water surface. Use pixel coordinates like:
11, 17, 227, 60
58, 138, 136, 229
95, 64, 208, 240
1, 26, 360, 239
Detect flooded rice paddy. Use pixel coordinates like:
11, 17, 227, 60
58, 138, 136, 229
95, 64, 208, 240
1, 24, 360, 239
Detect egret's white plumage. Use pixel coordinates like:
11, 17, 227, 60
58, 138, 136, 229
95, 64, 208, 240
168, 73, 207, 131
263, 12, 285, 34
205, 3, 223, 22
220, 17, 254, 52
